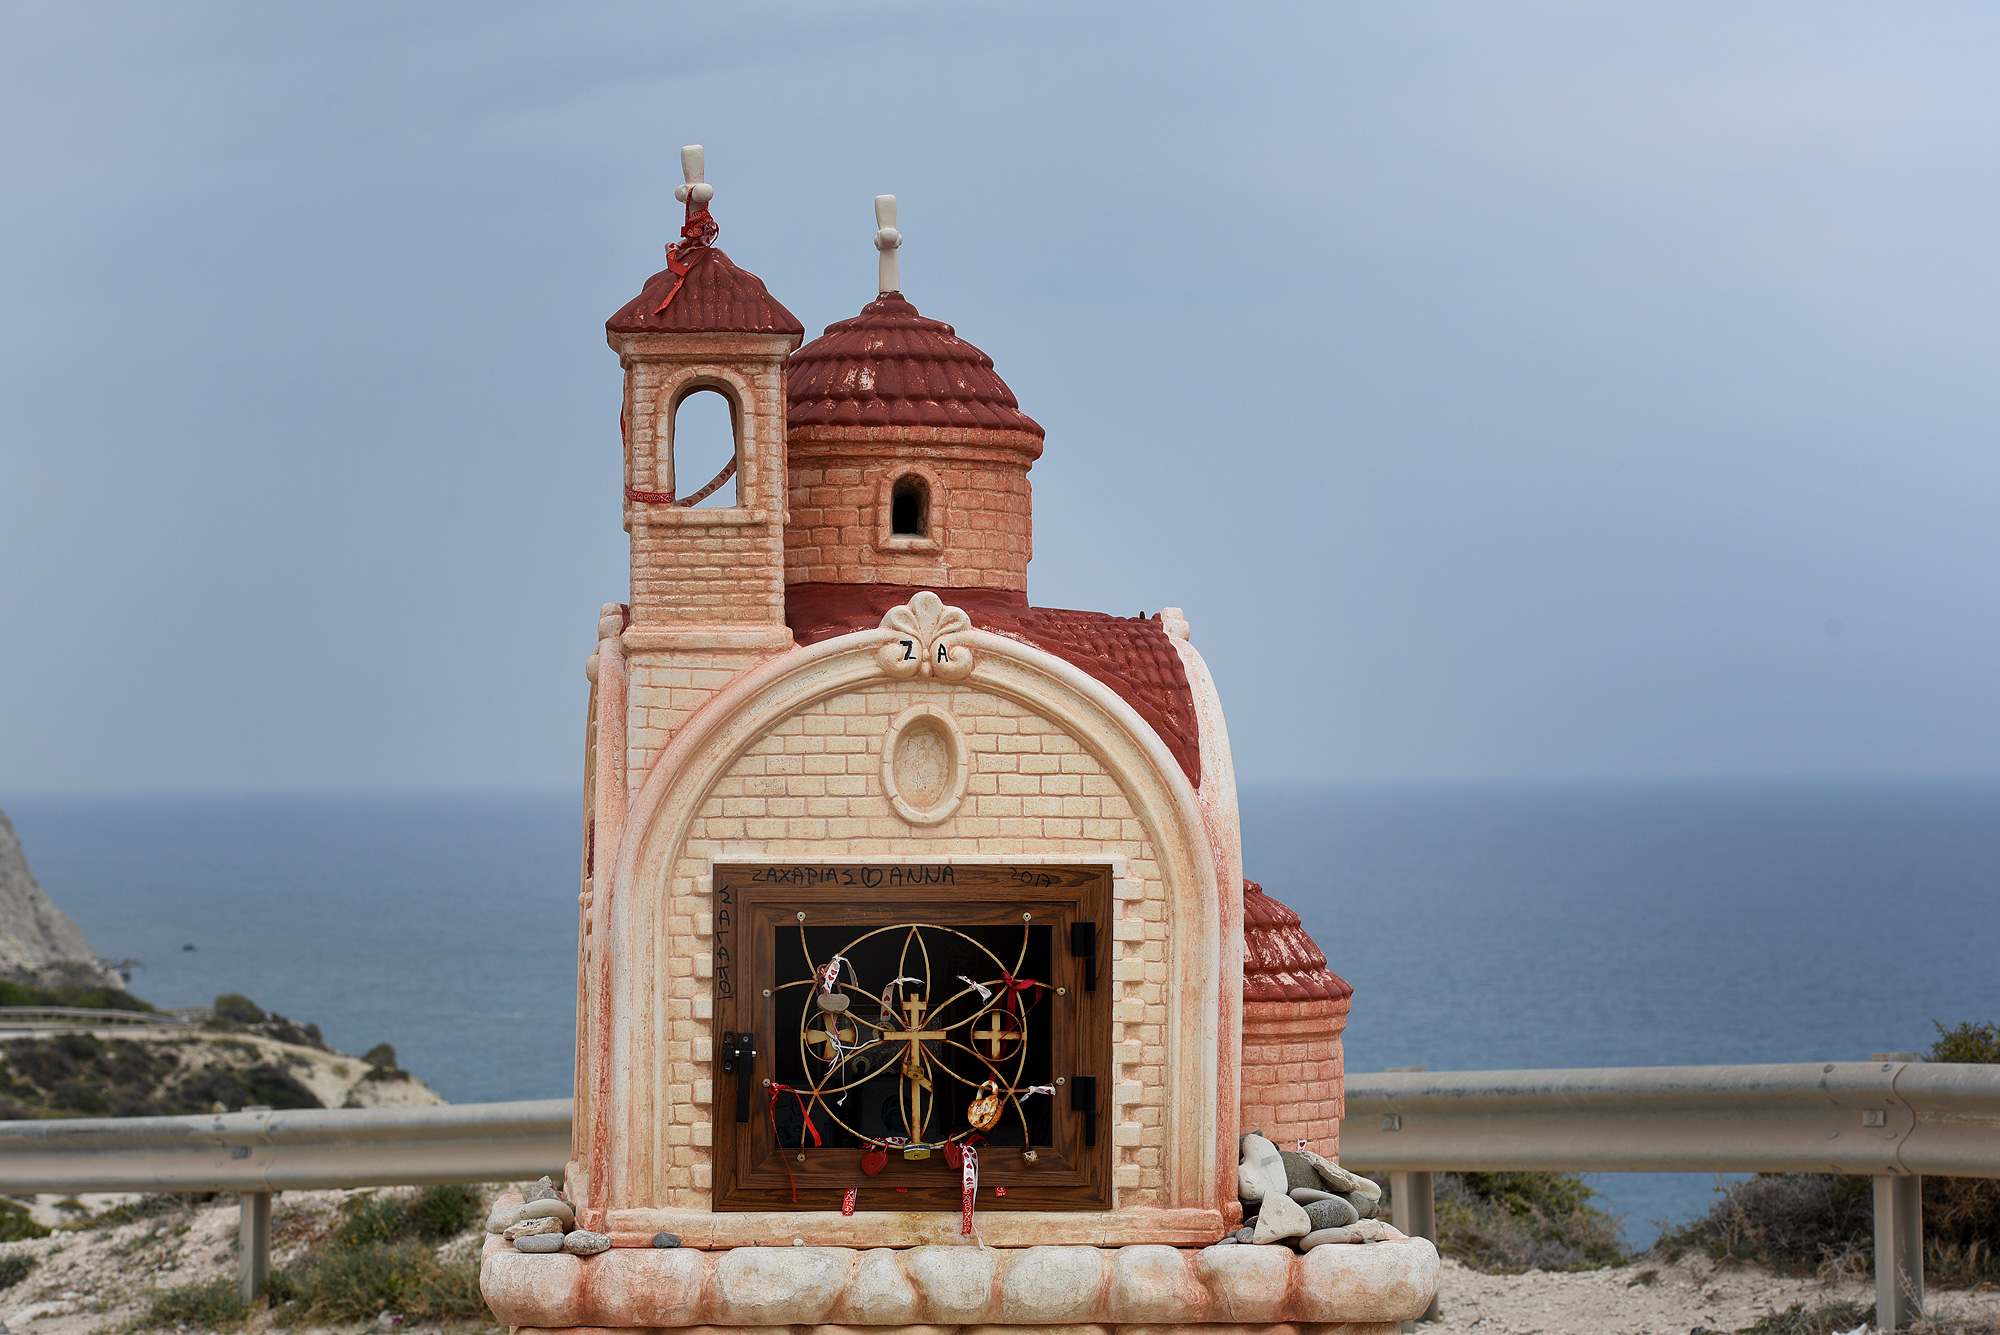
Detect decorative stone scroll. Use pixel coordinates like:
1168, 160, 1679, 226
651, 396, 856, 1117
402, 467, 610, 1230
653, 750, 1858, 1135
876, 591, 975, 682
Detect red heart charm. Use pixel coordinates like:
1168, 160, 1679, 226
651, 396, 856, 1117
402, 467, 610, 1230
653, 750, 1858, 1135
861, 1145, 889, 1176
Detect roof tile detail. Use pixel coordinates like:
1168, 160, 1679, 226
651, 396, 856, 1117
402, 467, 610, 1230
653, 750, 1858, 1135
786, 583, 1198, 786
1243, 879, 1353, 1004
786, 294, 1044, 438
607, 246, 804, 337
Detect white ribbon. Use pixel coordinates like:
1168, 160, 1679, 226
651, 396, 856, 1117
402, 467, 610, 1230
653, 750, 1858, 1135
957, 975, 993, 1002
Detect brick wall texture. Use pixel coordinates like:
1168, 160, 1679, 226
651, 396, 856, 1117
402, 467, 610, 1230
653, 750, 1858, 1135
786, 442, 1032, 592
641, 681, 1174, 1209
1238, 997, 1349, 1158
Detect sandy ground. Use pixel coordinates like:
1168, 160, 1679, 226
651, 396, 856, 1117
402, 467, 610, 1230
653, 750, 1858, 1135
1427, 1255, 2000, 1334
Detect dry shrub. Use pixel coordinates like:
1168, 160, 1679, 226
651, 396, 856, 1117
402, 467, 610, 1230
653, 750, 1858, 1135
1422, 1171, 1625, 1272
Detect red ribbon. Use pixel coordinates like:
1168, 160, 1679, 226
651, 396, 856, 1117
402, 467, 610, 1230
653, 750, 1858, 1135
767, 1082, 821, 1204
998, 971, 1047, 1020
959, 1143, 979, 1236
651, 201, 718, 316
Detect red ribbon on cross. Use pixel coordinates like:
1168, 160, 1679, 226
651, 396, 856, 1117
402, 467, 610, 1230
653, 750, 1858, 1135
997, 971, 1047, 1020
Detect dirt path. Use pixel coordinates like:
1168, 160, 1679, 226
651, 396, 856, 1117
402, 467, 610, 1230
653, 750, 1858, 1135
1429, 1255, 2000, 1334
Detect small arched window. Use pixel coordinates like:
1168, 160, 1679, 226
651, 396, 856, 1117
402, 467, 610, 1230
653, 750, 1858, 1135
890, 474, 929, 537
670, 389, 737, 507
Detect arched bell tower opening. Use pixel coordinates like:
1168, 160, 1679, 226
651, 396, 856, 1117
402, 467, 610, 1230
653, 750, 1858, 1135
666, 385, 740, 508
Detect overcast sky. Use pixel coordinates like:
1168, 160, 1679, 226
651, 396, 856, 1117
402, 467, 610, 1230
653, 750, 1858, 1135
2, 3, 1996, 792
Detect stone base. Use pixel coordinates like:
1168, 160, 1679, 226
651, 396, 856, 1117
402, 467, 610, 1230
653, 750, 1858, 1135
517, 1325, 1398, 1335
481, 1238, 1439, 1332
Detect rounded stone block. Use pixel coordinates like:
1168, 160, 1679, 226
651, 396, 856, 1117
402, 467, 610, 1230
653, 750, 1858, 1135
833, 1248, 923, 1325
587, 1248, 706, 1327
711, 1246, 849, 1325
1106, 1245, 1208, 1324
1192, 1242, 1295, 1323
997, 1246, 1105, 1324
904, 1243, 998, 1324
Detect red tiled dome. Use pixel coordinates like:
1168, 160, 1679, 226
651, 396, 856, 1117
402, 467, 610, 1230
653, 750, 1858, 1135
786, 293, 1044, 442
1243, 879, 1353, 1004
607, 245, 803, 337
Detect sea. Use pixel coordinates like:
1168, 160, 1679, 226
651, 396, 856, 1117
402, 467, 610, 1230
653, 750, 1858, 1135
3, 779, 1995, 1248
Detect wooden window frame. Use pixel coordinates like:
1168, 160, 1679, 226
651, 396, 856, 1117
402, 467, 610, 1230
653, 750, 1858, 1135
712, 864, 1112, 1212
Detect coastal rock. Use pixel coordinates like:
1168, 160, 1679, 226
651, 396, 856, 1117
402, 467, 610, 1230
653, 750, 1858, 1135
1290, 1187, 1334, 1204
1304, 1196, 1360, 1231
513, 1233, 564, 1253
562, 1230, 611, 1256
1249, 1189, 1311, 1244
0, 809, 122, 991
653, 1232, 681, 1248
505, 1217, 563, 1240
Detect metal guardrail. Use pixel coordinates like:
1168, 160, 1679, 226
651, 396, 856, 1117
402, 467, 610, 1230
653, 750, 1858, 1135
0, 1100, 573, 1305
0, 1006, 192, 1030
1339, 1062, 2000, 1332
0, 1099, 573, 1193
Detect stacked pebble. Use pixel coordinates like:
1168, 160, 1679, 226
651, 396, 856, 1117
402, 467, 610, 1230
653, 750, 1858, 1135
486, 1177, 611, 1256
1220, 1132, 1401, 1251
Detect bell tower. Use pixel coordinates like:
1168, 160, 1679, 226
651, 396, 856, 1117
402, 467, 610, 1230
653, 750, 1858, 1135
604, 147, 806, 776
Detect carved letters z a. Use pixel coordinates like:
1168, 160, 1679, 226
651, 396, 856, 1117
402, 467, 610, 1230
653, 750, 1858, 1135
876, 591, 974, 682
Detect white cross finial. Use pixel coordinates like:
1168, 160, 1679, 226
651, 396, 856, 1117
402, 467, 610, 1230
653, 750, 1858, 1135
874, 195, 902, 295
675, 145, 714, 206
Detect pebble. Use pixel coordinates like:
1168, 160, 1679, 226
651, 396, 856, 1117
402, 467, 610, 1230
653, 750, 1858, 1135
1299, 1218, 1399, 1250
1345, 1189, 1379, 1220
561, 1229, 611, 1256
523, 1175, 561, 1203
1304, 1196, 1360, 1231
1303, 1150, 1382, 1202
504, 1216, 563, 1240
514, 1232, 564, 1253
1238, 1133, 1290, 1203
1280, 1150, 1320, 1193
1235, 1226, 1255, 1243
517, 1198, 576, 1228
1289, 1187, 1335, 1204
486, 1201, 532, 1234
1249, 1188, 1311, 1244
652, 1232, 682, 1248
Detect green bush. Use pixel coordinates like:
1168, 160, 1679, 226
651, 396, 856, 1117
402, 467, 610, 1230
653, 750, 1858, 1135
267, 1240, 487, 1324
334, 1184, 482, 1249
0, 977, 154, 1013
0, 1198, 49, 1243
363, 1043, 399, 1071
147, 1276, 248, 1326
212, 993, 266, 1024
0, 1252, 35, 1291
1377, 1170, 1625, 1272
1736, 1298, 1874, 1335
84, 1192, 207, 1230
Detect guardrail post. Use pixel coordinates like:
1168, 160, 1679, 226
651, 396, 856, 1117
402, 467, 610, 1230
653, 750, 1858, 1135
1873, 1174, 1922, 1332
239, 1191, 270, 1304
1390, 1171, 1439, 1325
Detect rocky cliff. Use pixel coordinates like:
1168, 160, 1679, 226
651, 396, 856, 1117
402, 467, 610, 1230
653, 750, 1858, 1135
0, 809, 120, 991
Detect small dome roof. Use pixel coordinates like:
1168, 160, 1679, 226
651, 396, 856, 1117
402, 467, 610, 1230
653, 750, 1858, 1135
607, 245, 803, 337
786, 293, 1044, 441
1243, 879, 1353, 1004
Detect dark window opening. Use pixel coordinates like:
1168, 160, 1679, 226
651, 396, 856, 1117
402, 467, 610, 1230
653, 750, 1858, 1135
891, 475, 928, 536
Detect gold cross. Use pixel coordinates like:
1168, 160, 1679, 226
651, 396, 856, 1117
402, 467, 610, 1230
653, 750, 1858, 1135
972, 1011, 1021, 1058
805, 1014, 856, 1060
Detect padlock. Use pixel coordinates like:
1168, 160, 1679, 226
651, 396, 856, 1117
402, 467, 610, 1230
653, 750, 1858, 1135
966, 1080, 1004, 1132
817, 992, 850, 1013
861, 1144, 889, 1176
